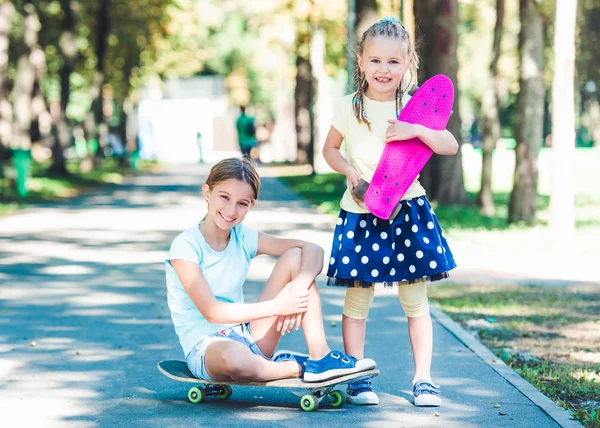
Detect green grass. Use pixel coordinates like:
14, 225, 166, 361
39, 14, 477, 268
429, 283, 600, 428
1, 157, 158, 215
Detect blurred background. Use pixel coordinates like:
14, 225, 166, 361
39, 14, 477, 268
0, 0, 598, 228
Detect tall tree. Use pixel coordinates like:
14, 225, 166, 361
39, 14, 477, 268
0, 2, 14, 154
576, 0, 600, 148
347, 0, 378, 92
478, 0, 505, 216
400, 0, 415, 40
11, 2, 42, 197
85, 0, 110, 163
414, 0, 468, 205
12, 2, 39, 151
508, 0, 544, 225
49, 0, 77, 176
294, 9, 314, 168
549, 0, 577, 238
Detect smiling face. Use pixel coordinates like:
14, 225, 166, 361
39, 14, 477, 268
358, 36, 410, 101
202, 179, 255, 231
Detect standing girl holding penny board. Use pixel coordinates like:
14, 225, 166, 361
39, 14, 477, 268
322, 17, 457, 407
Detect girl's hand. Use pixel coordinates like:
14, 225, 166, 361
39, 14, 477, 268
386, 120, 418, 143
345, 167, 361, 193
273, 283, 309, 317
277, 313, 305, 335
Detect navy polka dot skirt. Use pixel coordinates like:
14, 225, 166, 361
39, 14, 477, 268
327, 196, 456, 288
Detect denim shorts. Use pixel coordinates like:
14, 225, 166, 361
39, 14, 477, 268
185, 322, 267, 382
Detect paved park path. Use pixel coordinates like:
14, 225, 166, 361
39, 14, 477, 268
0, 163, 579, 427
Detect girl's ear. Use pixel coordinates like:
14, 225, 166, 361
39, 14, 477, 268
201, 184, 210, 201
357, 54, 365, 72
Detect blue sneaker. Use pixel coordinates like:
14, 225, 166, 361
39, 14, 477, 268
303, 351, 376, 382
412, 378, 441, 406
346, 378, 379, 405
272, 350, 309, 376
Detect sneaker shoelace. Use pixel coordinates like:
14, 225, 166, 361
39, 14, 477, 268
413, 380, 440, 396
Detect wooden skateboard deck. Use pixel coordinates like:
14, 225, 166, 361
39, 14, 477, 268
364, 74, 455, 219
158, 360, 379, 411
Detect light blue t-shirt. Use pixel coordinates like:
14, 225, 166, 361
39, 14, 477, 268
165, 223, 259, 357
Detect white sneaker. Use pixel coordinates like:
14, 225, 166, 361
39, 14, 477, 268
345, 378, 379, 405
412, 378, 441, 407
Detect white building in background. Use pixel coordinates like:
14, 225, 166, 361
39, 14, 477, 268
137, 75, 300, 164
138, 75, 239, 163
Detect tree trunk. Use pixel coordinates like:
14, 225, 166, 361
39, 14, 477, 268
549, 0, 577, 240
347, 0, 378, 92
346, 0, 356, 93
85, 0, 110, 163
356, 0, 378, 36
508, 0, 545, 225
295, 33, 314, 168
414, 0, 468, 205
478, 0, 505, 216
49, 0, 76, 176
13, 3, 40, 151
576, 0, 600, 85
401, 0, 415, 42
0, 2, 14, 153
576, 0, 600, 147
30, 14, 48, 149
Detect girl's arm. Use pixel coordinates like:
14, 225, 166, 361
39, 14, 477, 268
415, 125, 459, 155
257, 232, 324, 291
170, 259, 309, 325
386, 120, 459, 155
322, 126, 361, 192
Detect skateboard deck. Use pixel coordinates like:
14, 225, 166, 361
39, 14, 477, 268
158, 360, 379, 411
364, 74, 454, 219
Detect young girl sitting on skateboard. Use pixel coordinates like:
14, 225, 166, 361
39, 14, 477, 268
322, 17, 458, 406
165, 157, 375, 384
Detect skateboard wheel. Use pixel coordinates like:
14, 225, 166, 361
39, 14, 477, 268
188, 387, 205, 404
329, 390, 344, 408
300, 394, 319, 412
216, 385, 233, 399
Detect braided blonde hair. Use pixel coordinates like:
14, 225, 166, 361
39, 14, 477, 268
352, 16, 419, 126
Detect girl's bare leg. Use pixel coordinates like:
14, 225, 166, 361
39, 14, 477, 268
342, 316, 366, 359
204, 340, 301, 382
407, 312, 433, 381
249, 248, 330, 360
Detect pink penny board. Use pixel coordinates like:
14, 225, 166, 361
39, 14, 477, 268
364, 74, 454, 219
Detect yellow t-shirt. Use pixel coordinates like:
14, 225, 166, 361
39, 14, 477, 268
332, 93, 427, 214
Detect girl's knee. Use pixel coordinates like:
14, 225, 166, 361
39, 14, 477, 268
398, 283, 429, 318
343, 287, 375, 319
279, 247, 302, 275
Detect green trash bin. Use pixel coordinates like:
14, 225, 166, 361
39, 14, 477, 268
12, 149, 32, 198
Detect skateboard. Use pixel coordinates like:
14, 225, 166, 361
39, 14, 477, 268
363, 74, 454, 220
158, 360, 379, 412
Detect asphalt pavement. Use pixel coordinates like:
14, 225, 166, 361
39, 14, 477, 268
0, 163, 578, 427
